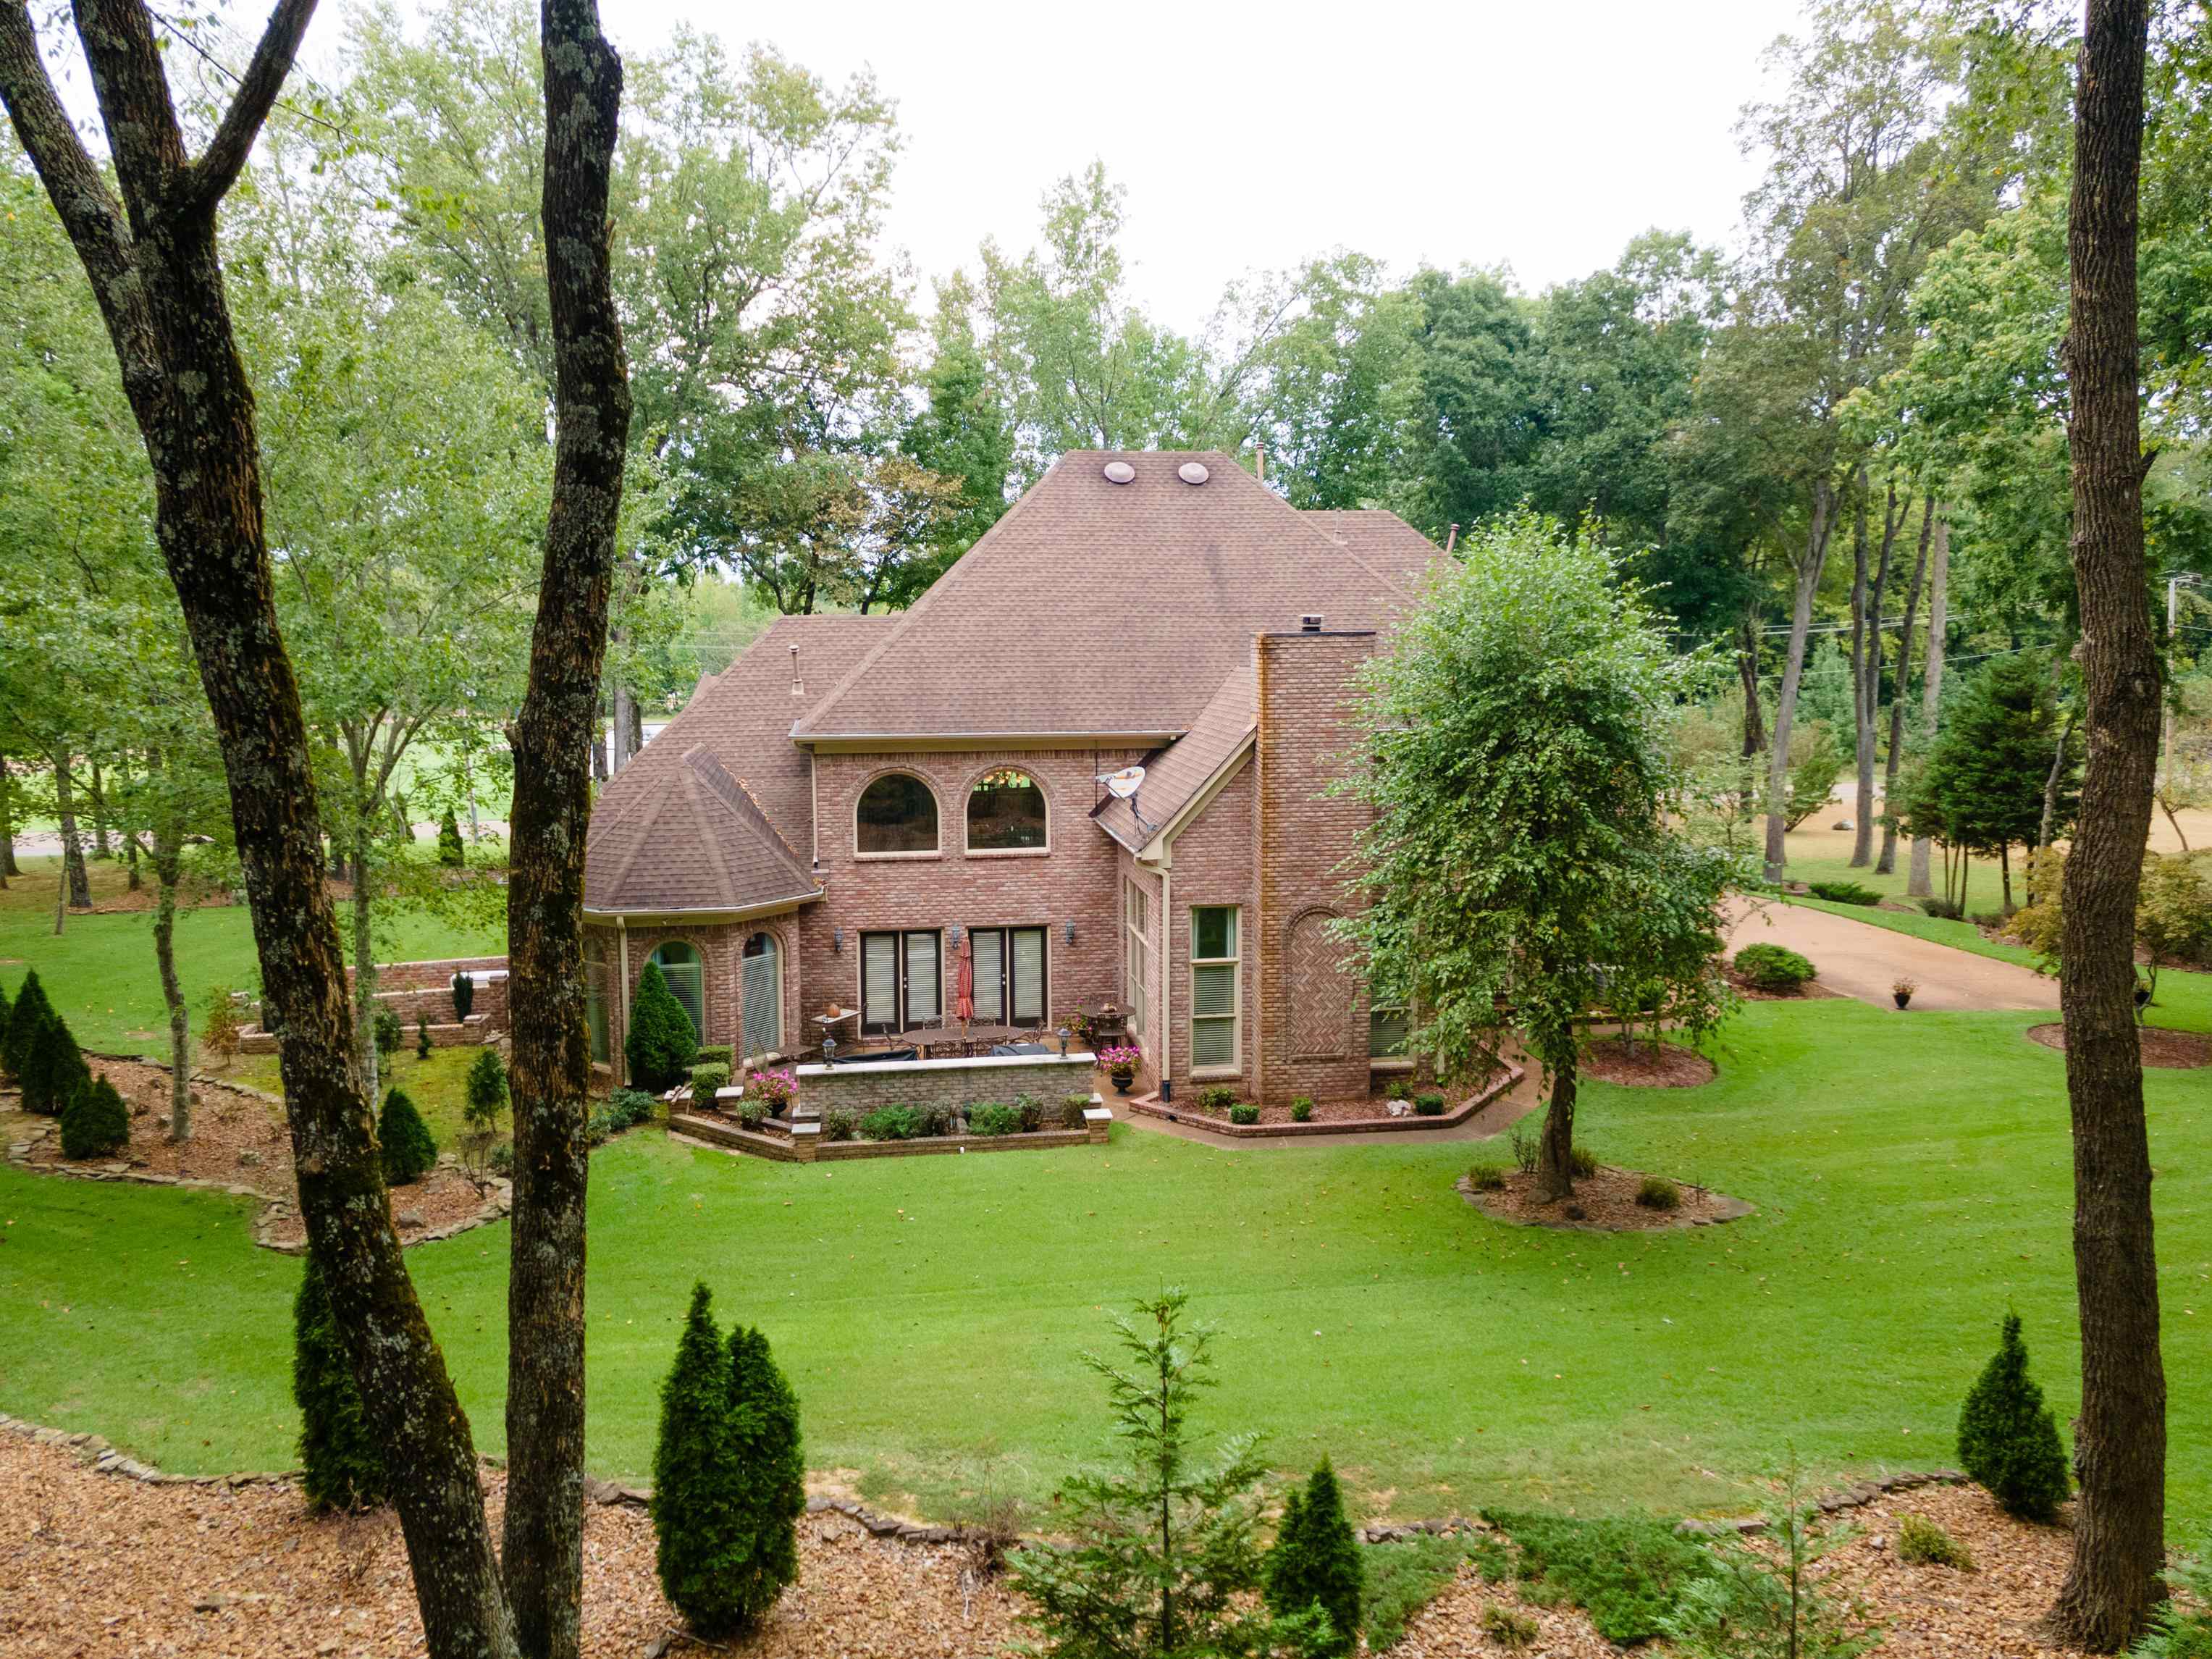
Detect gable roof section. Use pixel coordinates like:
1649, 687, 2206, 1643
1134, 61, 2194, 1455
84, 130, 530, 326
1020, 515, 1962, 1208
793, 452, 1421, 743
584, 613, 890, 915
1308, 509, 1455, 590
1092, 658, 1256, 854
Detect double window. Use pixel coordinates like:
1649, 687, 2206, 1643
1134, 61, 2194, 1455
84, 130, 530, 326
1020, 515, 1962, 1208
1125, 880, 1150, 1038
968, 926, 1048, 1028
1190, 907, 1240, 1072
861, 930, 941, 1034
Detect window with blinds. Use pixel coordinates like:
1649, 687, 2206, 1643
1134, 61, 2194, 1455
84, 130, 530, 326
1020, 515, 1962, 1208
1190, 906, 1240, 1072
964, 927, 1048, 1028
647, 941, 705, 1038
971, 928, 1004, 1023
1369, 1006, 1410, 1058
862, 931, 942, 1034
741, 931, 781, 1058
1125, 881, 1150, 1038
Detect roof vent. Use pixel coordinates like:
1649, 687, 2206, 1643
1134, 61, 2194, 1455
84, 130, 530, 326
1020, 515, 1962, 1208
1177, 461, 1210, 485
1102, 460, 1135, 484
1300, 614, 1324, 633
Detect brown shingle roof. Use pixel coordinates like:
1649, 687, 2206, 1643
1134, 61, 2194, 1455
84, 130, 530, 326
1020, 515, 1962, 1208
1092, 658, 1256, 853
584, 614, 890, 913
1308, 509, 1455, 590
793, 452, 1424, 742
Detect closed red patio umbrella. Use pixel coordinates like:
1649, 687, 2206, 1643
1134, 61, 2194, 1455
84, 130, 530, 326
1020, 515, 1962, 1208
954, 931, 975, 1029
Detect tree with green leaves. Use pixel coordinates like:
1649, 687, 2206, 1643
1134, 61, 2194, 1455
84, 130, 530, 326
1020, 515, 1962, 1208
626, 962, 699, 1091
1340, 516, 1738, 1201
1263, 1463, 1363, 1656
379, 1088, 439, 1188
293, 1256, 389, 1512
1909, 654, 2079, 912
466, 1048, 509, 1134
1957, 1313, 2070, 1523
651, 1284, 750, 1635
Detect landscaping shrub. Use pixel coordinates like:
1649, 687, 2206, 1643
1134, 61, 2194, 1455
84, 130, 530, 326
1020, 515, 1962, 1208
1384, 1076, 1412, 1101
200, 984, 242, 1062
1485, 1510, 1715, 1644
823, 1109, 858, 1142
372, 1007, 403, 1060
1014, 1092, 1046, 1133
860, 1104, 925, 1142
1896, 1515, 1974, 1570
1969, 908, 2009, 929
414, 1015, 432, 1060
1414, 1091, 1446, 1116
1568, 1145, 1598, 1180
293, 1256, 387, 1511
465, 1048, 508, 1126
721, 1322, 807, 1626
1481, 1604, 1539, 1650
59, 1076, 128, 1159
1059, 1093, 1091, 1128
2132, 1555, 2212, 1658
487, 1141, 514, 1176
1807, 880, 1880, 906
652, 1285, 747, 1634
1919, 896, 1966, 920
915, 1104, 954, 1138
1956, 1312, 2070, 1521
1657, 1479, 1871, 1659
626, 963, 699, 1091
1360, 1535, 1508, 1652
1265, 1460, 1363, 1655
1229, 1103, 1260, 1125
1291, 1096, 1314, 1122
1636, 1177, 1681, 1211
688, 1062, 732, 1099
967, 1102, 1021, 1137
586, 1088, 658, 1146
437, 808, 465, 867
1196, 1084, 1239, 1112
450, 970, 475, 1022
1468, 1163, 1507, 1191
694, 1044, 734, 1069
378, 1088, 438, 1186
1510, 1125, 1541, 1175
22, 1010, 90, 1117
1733, 943, 1816, 993
3, 969, 55, 1080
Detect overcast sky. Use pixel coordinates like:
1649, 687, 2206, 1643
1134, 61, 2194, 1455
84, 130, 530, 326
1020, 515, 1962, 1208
603, 0, 1805, 335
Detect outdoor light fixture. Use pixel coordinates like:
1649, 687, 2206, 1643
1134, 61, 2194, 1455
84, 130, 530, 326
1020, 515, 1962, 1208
833, 926, 844, 954
822, 1035, 838, 1064
949, 924, 964, 945
1064, 920, 1077, 945
1056, 1025, 1071, 1057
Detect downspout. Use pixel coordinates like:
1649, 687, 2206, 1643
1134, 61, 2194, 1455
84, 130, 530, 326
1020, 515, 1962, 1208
1159, 865, 1173, 1098
616, 916, 631, 1088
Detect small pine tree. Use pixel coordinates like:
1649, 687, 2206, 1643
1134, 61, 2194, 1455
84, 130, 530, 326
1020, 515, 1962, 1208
379, 1087, 439, 1186
293, 1256, 387, 1510
438, 807, 465, 868
0, 976, 10, 1041
723, 1324, 806, 1623
626, 962, 698, 1091
1266, 1461, 1364, 1655
465, 1048, 508, 1133
450, 970, 476, 1022
1957, 1313, 2071, 1521
652, 1284, 750, 1635
373, 1006, 403, 1060
2, 967, 55, 1080
416, 1014, 433, 1060
59, 1075, 130, 1159
23, 1011, 91, 1117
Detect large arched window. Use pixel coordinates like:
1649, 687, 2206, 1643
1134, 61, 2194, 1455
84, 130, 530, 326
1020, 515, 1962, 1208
647, 941, 705, 1038
967, 768, 1047, 852
741, 931, 782, 1058
856, 772, 938, 855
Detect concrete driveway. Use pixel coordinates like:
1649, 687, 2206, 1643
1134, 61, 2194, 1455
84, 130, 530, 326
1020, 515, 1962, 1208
1725, 899, 2060, 1013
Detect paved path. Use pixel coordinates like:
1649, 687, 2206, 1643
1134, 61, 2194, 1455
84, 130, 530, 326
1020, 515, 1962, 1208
1725, 899, 2059, 1013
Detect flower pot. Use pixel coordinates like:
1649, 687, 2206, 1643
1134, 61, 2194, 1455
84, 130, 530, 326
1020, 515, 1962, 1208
1111, 1070, 1135, 1095
1893, 991, 1912, 1009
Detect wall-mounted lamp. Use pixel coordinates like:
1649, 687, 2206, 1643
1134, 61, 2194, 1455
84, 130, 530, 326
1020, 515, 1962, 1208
1063, 920, 1077, 946
833, 926, 844, 954
949, 924, 964, 946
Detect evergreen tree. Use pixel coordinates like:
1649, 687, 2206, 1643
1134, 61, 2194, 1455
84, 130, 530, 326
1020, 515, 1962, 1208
723, 1323, 806, 1623
464, 1046, 508, 1133
378, 1087, 439, 1185
450, 970, 476, 1022
1912, 654, 2079, 909
59, 1075, 129, 1159
2, 967, 54, 1080
416, 1015, 433, 1060
22, 1010, 90, 1117
626, 962, 698, 1091
1957, 1313, 2071, 1522
652, 1284, 750, 1635
0, 975, 10, 1038
293, 1256, 388, 1510
1265, 1462, 1363, 1655
437, 807, 465, 867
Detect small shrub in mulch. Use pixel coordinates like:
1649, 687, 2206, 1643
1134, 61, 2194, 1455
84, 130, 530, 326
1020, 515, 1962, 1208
1290, 1096, 1314, 1122
1264, 1461, 1362, 1655
1413, 1091, 1446, 1116
1957, 1313, 2070, 1523
1634, 1176, 1681, 1211
1463, 1164, 1751, 1232
2025, 1022, 2210, 1070
1481, 1603, 1540, 1649
378, 1088, 438, 1186
1896, 1514, 1975, 1570
862, 1104, 926, 1141
1229, 1104, 1259, 1125
966, 1103, 1021, 1138
1581, 1037, 1716, 1088
1195, 1085, 1240, 1112
1467, 1163, 1507, 1191
1484, 1509, 1713, 1645
59, 1076, 130, 1159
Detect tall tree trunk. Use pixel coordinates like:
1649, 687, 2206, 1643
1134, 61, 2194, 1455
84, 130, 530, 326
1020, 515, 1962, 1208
1847, 474, 1872, 865
1879, 500, 1935, 875
127, 829, 143, 891
2052, 1, 2167, 1645
608, 683, 634, 773
2036, 709, 2081, 899
1851, 482, 1901, 869
152, 816, 191, 1141
1763, 479, 1837, 881
0, 754, 20, 878
353, 813, 379, 1105
1533, 1054, 1578, 1204
54, 755, 91, 908
1738, 611, 1767, 757
88, 757, 110, 858
0, 9, 519, 1655
501, 7, 631, 1656
1908, 516, 1951, 898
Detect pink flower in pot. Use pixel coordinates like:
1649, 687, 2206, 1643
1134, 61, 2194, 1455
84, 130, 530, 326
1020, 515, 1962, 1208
1098, 1045, 1142, 1093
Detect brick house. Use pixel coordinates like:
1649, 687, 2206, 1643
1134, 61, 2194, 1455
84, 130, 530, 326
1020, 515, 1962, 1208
581, 450, 1442, 1104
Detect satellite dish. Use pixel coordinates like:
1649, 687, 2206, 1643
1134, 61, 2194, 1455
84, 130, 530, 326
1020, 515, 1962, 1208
1177, 461, 1210, 485
1101, 765, 1146, 800
1102, 460, 1135, 484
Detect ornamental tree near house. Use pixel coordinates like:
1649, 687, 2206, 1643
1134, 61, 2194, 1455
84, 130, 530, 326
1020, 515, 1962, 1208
1340, 515, 1738, 1201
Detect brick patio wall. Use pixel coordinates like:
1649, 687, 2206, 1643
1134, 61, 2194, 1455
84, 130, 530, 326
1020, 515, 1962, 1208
793, 1051, 1097, 1117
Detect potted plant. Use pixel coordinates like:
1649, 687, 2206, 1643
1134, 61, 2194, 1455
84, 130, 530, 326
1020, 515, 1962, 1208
747, 1067, 798, 1117
1099, 1044, 1141, 1094
1893, 977, 1918, 1009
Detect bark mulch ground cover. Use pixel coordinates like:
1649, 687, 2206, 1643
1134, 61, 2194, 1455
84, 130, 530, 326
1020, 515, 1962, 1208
2026, 1020, 2211, 1069
4, 1057, 499, 1251
1580, 1036, 1717, 1088
1458, 1164, 1754, 1233
1725, 964, 1845, 1001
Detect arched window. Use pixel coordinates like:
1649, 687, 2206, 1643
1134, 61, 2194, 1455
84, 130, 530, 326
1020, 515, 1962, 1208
647, 941, 705, 1038
967, 769, 1047, 852
741, 931, 782, 1057
857, 772, 938, 855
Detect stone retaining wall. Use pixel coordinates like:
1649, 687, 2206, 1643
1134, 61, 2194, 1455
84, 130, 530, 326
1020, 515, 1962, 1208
670, 1102, 1111, 1164
794, 1050, 1096, 1117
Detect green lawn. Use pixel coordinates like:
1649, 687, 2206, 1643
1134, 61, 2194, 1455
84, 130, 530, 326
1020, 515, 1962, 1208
5, 996, 2208, 1532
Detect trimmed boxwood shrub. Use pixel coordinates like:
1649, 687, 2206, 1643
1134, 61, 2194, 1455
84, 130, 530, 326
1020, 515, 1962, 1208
586, 1088, 659, 1146
1229, 1103, 1260, 1125
627, 962, 699, 1091
1635, 1176, 1681, 1211
689, 1062, 732, 1099
967, 1102, 1021, 1137
1196, 1084, 1239, 1112
1807, 879, 1880, 905
59, 1075, 129, 1159
694, 1044, 734, 1069
1059, 1092, 1092, 1128
860, 1104, 925, 1141
437, 808, 465, 867
3, 967, 54, 1080
293, 1256, 387, 1511
1957, 1313, 2070, 1521
1733, 942, 1816, 993
1266, 1460, 1363, 1655
1413, 1091, 1446, 1116
379, 1088, 438, 1186
1291, 1096, 1314, 1122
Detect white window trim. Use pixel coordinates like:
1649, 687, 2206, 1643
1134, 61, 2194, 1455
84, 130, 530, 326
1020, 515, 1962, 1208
963, 768, 1052, 857
1125, 879, 1150, 1042
1369, 1002, 1414, 1070
1187, 905, 1241, 1080
853, 771, 942, 860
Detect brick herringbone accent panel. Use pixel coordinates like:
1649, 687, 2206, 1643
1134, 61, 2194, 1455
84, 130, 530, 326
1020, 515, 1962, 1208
1286, 909, 1354, 1060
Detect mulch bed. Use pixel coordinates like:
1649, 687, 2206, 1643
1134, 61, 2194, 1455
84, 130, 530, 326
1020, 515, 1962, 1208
2026, 1022, 2211, 1070
1581, 1036, 1716, 1087
1458, 1163, 1754, 1232
6, 1056, 499, 1251
1131, 1063, 1520, 1138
